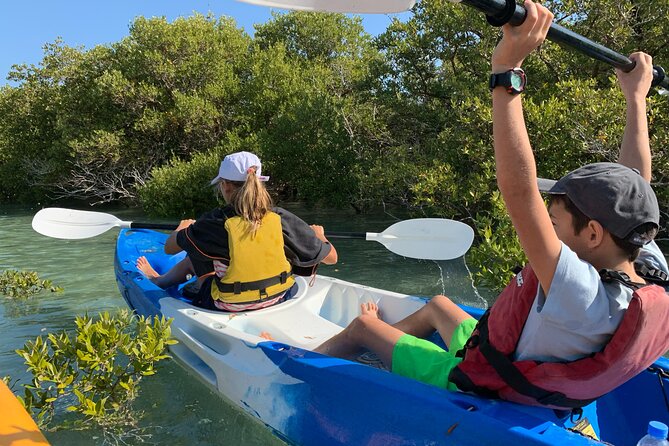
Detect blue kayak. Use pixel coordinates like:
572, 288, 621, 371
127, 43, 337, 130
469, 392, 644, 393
115, 228, 669, 445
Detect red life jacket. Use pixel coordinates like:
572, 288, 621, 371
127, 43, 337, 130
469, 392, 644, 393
449, 265, 669, 410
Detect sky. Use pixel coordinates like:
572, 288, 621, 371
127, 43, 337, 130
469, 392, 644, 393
0, 0, 410, 86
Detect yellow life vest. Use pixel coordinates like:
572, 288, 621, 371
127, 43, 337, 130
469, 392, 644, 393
211, 211, 294, 303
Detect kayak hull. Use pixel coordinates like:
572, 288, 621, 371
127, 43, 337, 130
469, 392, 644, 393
115, 228, 669, 445
0, 380, 50, 446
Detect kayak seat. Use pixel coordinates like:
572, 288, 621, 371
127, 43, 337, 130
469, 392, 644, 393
317, 280, 427, 327
224, 278, 411, 350
317, 284, 377, 328
230, 310, 344, 350
248, 278, 427, 349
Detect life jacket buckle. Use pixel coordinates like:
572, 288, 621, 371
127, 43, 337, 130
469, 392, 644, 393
233, 282, 242, 294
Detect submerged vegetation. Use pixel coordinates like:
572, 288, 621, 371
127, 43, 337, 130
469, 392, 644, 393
14, 310, 176, 444
0, 270, 63, 298
1, 0, 667, 290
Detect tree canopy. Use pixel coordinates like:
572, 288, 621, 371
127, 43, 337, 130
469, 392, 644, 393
1, 2, 667, 290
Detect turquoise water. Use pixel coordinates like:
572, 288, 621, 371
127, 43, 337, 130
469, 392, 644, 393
0, 204, 491, 445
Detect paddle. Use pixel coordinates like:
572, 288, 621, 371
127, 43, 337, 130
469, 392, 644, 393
32, 208, 474, 260
235, 0, 669, 91
237, 0, 414, 13
325, 217, 474, 260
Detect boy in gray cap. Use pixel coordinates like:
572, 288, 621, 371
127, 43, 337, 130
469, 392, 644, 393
316, 0, 668, 402
487, 1, 666, 364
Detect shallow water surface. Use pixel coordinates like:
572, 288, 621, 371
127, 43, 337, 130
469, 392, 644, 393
0, 204, 490, 445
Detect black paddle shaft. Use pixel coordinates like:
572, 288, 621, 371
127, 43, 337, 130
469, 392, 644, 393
130, 222, 178, 231
128, 222, 368, 239
324, 232, 366, 239
462, 0, 669, 90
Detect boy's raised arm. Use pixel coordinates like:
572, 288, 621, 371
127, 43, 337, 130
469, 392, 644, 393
617, 52, 654, 182
491, 0, 561, 293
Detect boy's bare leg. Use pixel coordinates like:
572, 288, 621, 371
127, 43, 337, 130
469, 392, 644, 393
392, 295, 473, 348
136, 256, 195, 289
315, 296, 473, 366
314, 302, 404, 367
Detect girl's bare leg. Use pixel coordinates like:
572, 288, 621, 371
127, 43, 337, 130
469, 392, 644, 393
136, 256, 195, 289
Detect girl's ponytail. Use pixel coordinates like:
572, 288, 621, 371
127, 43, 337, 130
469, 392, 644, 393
230, 166, 273, 235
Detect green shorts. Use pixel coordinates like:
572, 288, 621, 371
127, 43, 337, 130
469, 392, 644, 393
391, 318, 477, 390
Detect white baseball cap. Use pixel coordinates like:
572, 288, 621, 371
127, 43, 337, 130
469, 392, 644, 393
210, 151, 269, 185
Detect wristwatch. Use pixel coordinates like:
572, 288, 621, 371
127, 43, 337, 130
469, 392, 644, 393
489, 68, 526, 94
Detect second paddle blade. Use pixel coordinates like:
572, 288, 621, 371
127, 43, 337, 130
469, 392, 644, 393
235, 0, 415, 13
372, 218, 475, 260
32, 208, 125, 240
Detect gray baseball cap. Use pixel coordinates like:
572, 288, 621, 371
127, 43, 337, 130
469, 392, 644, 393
538, 162, 659, 246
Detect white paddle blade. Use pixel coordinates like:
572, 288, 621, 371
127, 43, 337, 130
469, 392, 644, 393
370, 218, 474, 260
32, 208, 129, 240
236, 0, 415, 13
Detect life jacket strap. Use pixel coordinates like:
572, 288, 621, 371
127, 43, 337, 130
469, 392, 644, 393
636, 264, 669, 286
473, 313, 596, 409
217, 271, 292, 296
599, 269, 644, 290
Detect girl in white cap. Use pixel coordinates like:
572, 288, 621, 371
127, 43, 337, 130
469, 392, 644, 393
137, 151, 338, 312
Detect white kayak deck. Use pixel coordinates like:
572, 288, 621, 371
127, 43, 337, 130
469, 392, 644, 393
160, 275, 429, 352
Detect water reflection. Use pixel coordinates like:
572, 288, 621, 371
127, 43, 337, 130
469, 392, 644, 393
0, 204, 506, 445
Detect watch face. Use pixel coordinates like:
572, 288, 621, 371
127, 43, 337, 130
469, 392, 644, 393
510, 72, 523, 90
489, 68, 525, 94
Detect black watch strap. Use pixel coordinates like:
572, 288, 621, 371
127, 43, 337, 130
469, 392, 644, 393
489, 68, 526, 94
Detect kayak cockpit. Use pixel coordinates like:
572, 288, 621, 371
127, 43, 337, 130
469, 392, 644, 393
160, 275, 431, 352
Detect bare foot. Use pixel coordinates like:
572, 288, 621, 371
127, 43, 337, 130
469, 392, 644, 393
136, 256, 160, 281
259, 331, 274, 341
360, 302, 381, 319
